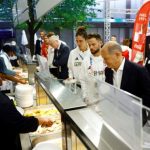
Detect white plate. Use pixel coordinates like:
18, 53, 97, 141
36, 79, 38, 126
32, 141, 60, 150
16, 106, 24, 115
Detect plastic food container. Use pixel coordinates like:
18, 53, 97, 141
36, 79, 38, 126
15, 84, 34, 108
32, 141, 61, 150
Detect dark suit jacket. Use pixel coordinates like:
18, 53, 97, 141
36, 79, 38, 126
105, 59, 150, 108
35, 39, 42, 55
53, 42, 70, 79
0, 92, 38, 150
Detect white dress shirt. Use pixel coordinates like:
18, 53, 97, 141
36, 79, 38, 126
113, 58, 125, 88
47, 46, 55, 68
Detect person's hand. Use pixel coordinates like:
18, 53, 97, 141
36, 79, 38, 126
15, 72, 20, 76
37, 117, 53, 127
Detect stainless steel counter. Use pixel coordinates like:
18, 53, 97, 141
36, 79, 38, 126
35, 72, 86, 112
34, 72, 147, 150
66, 108, 132, 150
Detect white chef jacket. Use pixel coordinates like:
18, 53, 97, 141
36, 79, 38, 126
0, 51, 13, 91
80, 54, 105, 104
0, 51, 13, 70
67, 47, 91, 81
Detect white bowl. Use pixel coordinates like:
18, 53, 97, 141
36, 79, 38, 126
32, 142, 60, 150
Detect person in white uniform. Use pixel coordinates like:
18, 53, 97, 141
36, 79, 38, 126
67, 26, 91, 83
0, 45, 16, 91
80, 33, 105, 110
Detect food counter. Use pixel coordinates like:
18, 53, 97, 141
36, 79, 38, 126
35, 72, 86, 111
20, 72, 150, 150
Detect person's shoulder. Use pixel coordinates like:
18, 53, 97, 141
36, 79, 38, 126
70, 47, 79, 54
125, 59, 147, 73
126, 59, 143, 68
60, 42, 69, 49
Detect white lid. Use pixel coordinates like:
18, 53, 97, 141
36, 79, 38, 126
15, 84, 33, 93
33, 142, 60, 150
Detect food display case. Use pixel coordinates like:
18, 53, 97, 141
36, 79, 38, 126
34, 72, 87, 149
33, 72, 150, 150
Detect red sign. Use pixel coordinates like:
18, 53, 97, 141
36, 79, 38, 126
131, 1, 150, 64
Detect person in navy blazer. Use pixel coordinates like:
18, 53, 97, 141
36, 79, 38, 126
101, 41, 150, 124
35, 31, 45, 55
49, 35, 70, 79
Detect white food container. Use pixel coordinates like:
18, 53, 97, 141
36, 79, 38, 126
15, 84, 34, 108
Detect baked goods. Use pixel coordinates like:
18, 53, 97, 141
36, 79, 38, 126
24, 105, 61, 135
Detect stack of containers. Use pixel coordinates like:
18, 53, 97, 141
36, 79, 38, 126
15, 84, 34, 108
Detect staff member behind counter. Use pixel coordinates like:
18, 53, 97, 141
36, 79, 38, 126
0, 78, 53, 150
101, 41, 150, 125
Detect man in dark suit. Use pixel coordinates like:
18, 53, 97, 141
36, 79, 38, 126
49, 35, 70, 79
101, 41, 150, 124
35, 31, 45, 55
0, 78, 53, 150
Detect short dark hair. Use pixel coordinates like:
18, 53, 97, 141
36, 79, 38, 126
76, 26, 87, 39
87, 33, 102, 41
111, 35, 117, 38
3, 45, 13, 53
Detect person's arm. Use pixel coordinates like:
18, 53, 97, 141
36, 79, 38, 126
0, 57, 16, 76
0, 73, 27, 84
0, 93, 53, 133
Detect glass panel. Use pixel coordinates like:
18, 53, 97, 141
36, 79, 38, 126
142, 106, 150, 149
96, 79, 142, 150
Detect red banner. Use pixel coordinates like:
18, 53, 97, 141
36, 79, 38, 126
131, 1, 150, 64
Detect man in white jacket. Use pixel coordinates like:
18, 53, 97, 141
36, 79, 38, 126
81, 33, 105, 110
67, 26, 91, 83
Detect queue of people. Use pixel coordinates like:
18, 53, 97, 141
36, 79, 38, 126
1, 26, 150, 149
34, 28, 150, 116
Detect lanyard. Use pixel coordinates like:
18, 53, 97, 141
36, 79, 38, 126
79, 54, 84, 60
88, 57, 93, 70
90, 57, 93, 66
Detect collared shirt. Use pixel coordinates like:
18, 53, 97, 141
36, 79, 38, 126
113, 58, 125, 88
57, 40, 61, 50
